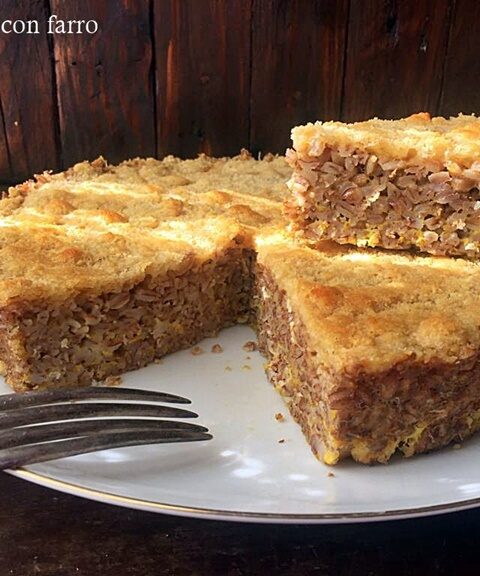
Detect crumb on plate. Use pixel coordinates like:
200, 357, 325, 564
242, 340, 257, 352
104, 375, 122, 387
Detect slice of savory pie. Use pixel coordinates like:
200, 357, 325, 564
254, 234, 480, 464
286, 113, 480, 258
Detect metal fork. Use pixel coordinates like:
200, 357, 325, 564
0, 387, 212, 469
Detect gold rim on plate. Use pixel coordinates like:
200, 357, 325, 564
8, 467, 480, 523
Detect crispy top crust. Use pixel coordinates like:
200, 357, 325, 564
291, 113, 480, 169
1, 152, 289, 228
0, 221, 187, 306
0, 152, 290, 306
256, 233, 480, 373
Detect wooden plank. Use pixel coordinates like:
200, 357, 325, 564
155, 0, 252, 158
0, 0, 58, 183
52, 0, 155, 167
438, 0, 480, 117
250, 0, 348, 155
0, 100, 12, 183
343, 0, 450, 122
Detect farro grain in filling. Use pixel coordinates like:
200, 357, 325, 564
1, 248, 254, 391
286, 147, 480, 257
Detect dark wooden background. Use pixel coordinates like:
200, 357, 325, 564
0, 0, 478, 185
1, 471, 480, 576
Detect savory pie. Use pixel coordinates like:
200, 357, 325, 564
2, 143, 480, 465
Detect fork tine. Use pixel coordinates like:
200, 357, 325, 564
0, 429, 213, 469
0, 387, 191, 411
0, 402, 198, 431
0, 419, 209, 450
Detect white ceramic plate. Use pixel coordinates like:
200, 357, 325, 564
4, 325, 480, 524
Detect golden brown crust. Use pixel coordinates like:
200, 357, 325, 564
256, 235, 480, 373
291, 113, 480, 168
0, 152, 290, 307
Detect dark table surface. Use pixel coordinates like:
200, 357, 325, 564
1, 472, 479, 575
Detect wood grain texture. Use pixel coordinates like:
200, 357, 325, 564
250, 0, 348, 154
1, 471, 480, 575
0, 0, 58, 183
0, 100, 11, 181
51, 0, 155, 167
2, 0, 480, 185
438, 0, 480, 117
155, 0, 252, 158
342, 0, 451, 122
